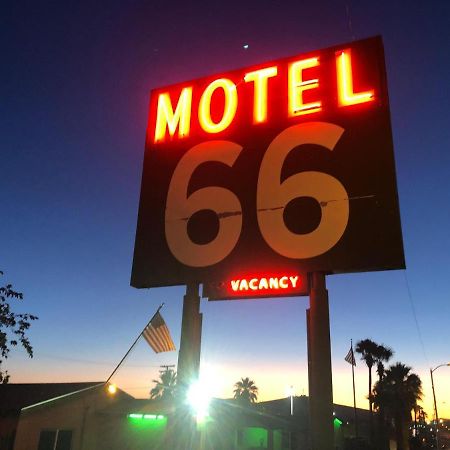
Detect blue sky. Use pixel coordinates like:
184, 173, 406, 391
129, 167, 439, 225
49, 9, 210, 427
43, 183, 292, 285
2, 1, 449, 417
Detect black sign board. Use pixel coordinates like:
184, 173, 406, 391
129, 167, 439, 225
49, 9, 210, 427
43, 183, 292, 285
131, 36, 404, 289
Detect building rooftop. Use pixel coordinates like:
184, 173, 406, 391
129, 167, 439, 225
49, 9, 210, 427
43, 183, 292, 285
0, 382, 104, 416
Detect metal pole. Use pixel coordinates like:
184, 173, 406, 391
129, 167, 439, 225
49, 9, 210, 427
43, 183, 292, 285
430, 368, 439, 449
290, 388, 294, 416
105, 303, 164, 385
351, 340, 358, 438
177, 283, 202, 389
173, 283, 202, 450
306, 308, 313, 450
308, 272, 334, 450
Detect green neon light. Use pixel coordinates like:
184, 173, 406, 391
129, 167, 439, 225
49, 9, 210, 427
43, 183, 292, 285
127, 413, 166, 421
334, 417, 343, 427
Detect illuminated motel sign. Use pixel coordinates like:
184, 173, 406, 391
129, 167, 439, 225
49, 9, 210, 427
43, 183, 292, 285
153, 50, 374, 143
131, 36, 405, 295
204, 273, 309, 300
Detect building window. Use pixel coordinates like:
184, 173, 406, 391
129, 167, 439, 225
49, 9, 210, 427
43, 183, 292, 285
38, 430, 72, 450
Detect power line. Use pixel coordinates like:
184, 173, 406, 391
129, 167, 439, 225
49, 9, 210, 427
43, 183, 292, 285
344, 1, 356, 41
35, 353, 169, 368
402, 270, 429, 365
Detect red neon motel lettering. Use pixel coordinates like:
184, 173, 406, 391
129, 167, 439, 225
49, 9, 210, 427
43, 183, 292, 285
336, 50, 374, 106
288, 57, 322, 116
153, 49, 375, 143
231, 275, 299, 292
244, 66, 278, 123
198, 78, 238, 133
154, 87, 192, 142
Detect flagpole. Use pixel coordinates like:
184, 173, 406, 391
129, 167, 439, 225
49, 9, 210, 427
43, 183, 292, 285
351, 339, 358, 438
105, 303, 165, 385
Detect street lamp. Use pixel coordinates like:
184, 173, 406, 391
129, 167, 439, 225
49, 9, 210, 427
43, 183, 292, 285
430, 363, 449, 449
284, 386, 294, 450
106, 383, 117, 395
285, 385, 294, 416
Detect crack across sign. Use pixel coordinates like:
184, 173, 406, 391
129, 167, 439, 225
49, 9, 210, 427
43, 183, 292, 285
166, 194, 375, 222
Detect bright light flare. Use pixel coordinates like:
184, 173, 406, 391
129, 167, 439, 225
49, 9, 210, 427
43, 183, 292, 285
187, 379, 212, 422
285, 385, 294, 397
107, 383, 117, 395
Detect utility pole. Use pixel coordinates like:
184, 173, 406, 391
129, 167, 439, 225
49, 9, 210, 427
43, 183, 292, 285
430, 363, 450, 450
159, 364, 175, 374
430, 367, 440, 450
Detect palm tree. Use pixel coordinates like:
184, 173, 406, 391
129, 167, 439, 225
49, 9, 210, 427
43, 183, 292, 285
150, 368, 177, 400
355, 339, 379, 429
373, 363, 422, 450
233, 377, 258, 404
355, 339, 394, 441
375, 344, 394, 381
374, 344, 394, 450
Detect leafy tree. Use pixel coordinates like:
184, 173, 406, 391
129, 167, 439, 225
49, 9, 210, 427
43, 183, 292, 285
150, 368, 177, 400
373, 363, 422, 450
233, 377, 258, 404
0, 271, 38, 383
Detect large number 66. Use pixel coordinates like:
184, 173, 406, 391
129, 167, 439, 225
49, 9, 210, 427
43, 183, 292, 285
165, 122, 349, 267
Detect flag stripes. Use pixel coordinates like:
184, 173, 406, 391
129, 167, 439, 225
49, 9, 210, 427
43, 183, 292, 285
142, 312, 176, 353
345, 346, 356, 366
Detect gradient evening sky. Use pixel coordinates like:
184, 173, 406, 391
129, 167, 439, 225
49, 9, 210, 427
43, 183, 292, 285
2, 1, 449, 418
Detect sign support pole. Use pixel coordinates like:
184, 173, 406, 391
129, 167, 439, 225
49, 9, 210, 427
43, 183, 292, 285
177, 283, 202, 390
171, 283, 202, 450
307, 272, 334, 450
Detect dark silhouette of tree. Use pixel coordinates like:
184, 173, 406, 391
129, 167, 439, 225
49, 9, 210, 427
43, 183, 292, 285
0, 271, 38, 383
373, 363, 422, 450
150, 368, 177, 400
355, 338, 394, 443
374, 344, 394, 450
233, 377, 258, 404
375, 344, 394, 381
355, 338, 379, 432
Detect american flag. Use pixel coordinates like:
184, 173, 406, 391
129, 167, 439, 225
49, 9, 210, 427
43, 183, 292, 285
142, 312, 176, 353
344, 345, 356, 366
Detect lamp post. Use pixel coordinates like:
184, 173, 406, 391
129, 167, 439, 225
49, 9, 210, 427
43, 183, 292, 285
289, 386, 294, 416
285, 385, 294, 450
430, 363, 449, 449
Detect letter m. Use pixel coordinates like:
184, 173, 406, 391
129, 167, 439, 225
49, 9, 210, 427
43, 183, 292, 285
154, 87, 192, 142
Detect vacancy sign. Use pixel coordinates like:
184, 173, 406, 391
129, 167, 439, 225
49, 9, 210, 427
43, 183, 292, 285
131, 36, 405, 289
203, 273, 309, 300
